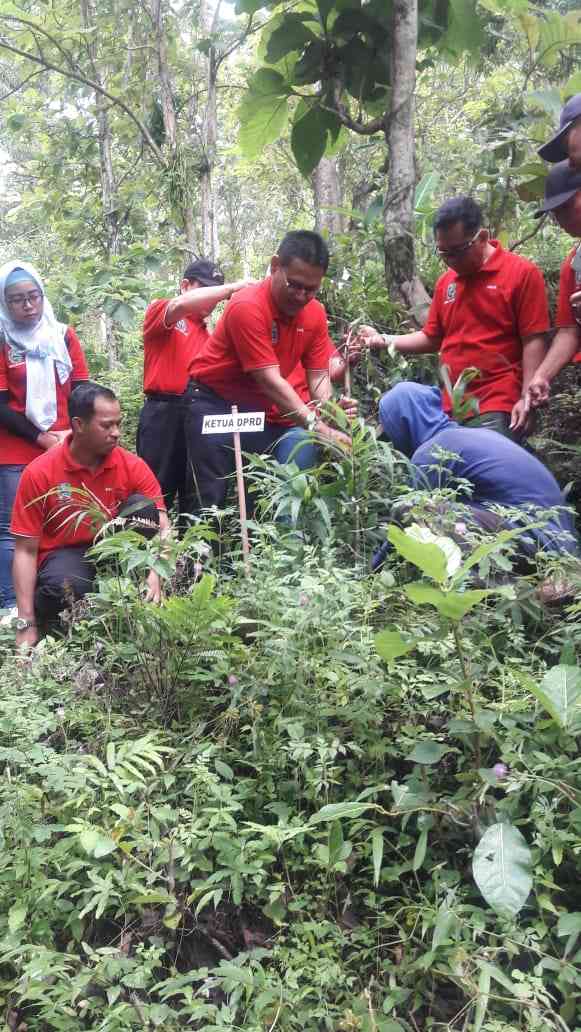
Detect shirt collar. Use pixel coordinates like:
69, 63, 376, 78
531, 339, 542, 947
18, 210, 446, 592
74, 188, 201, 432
63, 439, 117, 473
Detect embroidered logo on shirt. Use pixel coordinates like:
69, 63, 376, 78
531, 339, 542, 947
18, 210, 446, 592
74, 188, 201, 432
57, 482, 73, 501
7, 343, 25, 366
271, 322, 279, 345
175, 319, 188, 335
486, 285, 498, 290
445, 282, 457, 304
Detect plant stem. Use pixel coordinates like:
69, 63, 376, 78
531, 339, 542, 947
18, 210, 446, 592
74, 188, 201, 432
452, 623, 481, 768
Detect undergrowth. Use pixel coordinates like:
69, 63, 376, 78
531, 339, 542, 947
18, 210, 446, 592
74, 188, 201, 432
0, 433, 580, 1032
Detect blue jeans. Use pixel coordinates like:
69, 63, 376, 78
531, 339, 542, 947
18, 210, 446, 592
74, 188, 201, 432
0, 464, 25, 608
271, 427, 319, 469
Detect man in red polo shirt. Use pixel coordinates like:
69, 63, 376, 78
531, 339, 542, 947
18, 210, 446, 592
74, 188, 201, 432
358, 196, 549, 442
137, 259, 253, 521
526, 163, 581, 407
186, 230, 352, 511
11, 382, 169, 649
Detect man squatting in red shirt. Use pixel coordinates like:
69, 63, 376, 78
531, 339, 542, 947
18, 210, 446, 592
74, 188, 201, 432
11, 383, 170, 650
357, 196, 550, 443
186, 231, 353, 512
137, 259, 255, 522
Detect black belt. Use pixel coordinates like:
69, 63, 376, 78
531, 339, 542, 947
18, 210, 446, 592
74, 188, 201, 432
145, 390, 188, 402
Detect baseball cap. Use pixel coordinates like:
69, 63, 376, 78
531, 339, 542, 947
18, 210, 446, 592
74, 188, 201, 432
538, 94, 581, 163
183, 258, 225, 286
533, 160, 581, 218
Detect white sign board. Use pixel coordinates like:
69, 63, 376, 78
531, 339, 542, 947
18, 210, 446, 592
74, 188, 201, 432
202, 411, 265, 435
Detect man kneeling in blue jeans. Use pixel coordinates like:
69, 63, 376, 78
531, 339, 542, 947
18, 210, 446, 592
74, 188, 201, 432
373, 382, 579, 569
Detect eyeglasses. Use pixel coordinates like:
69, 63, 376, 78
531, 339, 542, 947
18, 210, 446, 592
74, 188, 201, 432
280, 268, 320, 298
435, 230, 481, 260
6, 289, 43, 307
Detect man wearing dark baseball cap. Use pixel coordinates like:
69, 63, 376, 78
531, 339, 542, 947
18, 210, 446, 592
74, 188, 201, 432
137, 258, 255, 524
538, 93, 581, 171
526, 161, 581, 407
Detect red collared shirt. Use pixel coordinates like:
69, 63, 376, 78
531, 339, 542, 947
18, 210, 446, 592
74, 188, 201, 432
11, 440, 164, 567
423, 241, 550, 414
143, 299, 209, 394
189, 279, 330, 409
555, 245, 581, 362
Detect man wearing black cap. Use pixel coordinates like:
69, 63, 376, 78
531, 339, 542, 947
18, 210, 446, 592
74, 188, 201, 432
538, 93, 581, 171
137, 259, 254, 521
526, 162, 581, 407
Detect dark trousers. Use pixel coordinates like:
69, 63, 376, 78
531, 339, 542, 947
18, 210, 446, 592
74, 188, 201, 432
35, 494, 160, 630
464, 410, 523, 444
137, 393, 193, 519
184, 382, 317, 512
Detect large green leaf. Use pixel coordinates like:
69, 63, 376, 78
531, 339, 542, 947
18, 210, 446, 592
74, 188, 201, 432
473, 823, 532, 917
291, 104, 329, 177
406, 740, 449, 765
404, 581, 490, 621
387, 525, 448, 583
238, 70, 290, 159
265, 14, 318, 64
519, 665, 581, 732
309, 801, 375, 824
440, 0, 486, 57
374, 629, 417, 663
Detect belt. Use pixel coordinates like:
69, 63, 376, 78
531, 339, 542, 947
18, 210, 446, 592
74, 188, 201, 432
145, 390, 188, 402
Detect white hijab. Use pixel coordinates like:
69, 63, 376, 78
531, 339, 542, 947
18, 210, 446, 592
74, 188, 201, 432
0, 260, 73, 431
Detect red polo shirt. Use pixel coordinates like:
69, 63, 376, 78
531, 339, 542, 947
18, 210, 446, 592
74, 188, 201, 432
555, 246, 581, 362
0, 327, 88, 465
189, 279, 330, 409
11, 441, 165, 568
266, 342, 339, 425
143, 299, 209, 394
423, 242, 550, 415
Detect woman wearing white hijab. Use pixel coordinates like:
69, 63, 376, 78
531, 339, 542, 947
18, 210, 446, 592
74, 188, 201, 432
0, 260, 88, 613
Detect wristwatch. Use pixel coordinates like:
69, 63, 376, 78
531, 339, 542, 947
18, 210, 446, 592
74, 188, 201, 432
13, 617, 36, 631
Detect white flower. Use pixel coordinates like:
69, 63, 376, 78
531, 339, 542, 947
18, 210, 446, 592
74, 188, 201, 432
405, 523, 462, 578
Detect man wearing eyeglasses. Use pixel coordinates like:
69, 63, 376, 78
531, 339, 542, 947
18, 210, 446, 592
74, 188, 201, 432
358, 196, 549, 442
186, 230, 352, 512
525, 162, 581, 408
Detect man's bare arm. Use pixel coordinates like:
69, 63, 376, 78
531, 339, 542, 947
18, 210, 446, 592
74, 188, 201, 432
526, 327, 580, 406
145, 509, 171, 604
251, 366, 351, 449
165, 280, 256, 326
13, 535, 40, 647
357, 325, 441, 355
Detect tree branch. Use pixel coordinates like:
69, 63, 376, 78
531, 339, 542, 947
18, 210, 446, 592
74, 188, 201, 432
0, 31, 167, 167
0, 67, 43, 100
320, 79, 386, 136
509, 214, 547, 252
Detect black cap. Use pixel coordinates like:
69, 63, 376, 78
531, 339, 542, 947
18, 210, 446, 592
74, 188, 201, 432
538, 93, 581, 163
534, 160, 581, 218
183, 258, 225, 287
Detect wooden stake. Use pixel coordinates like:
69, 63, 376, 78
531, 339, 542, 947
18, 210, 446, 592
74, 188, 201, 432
231, 405, 250, 574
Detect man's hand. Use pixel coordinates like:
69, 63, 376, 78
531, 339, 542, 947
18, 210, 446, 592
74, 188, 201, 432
525, 374, 551, 408
37, 431, 61, 450
337, 395, 358, 420
509, 397, 531, 431
144, 570, 162, 604
16, 625, 38, 650
316, 420, 352, 451
356, 325, 385, 349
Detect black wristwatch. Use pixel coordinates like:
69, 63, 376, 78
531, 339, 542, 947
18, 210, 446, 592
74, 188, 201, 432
13, 617, 36, 631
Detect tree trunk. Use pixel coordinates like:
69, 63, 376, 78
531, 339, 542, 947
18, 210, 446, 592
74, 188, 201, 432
383, 0, 430, 324
150, 0, 196, 254
80, 0, 119, 365
311, 156, 345, 240
198, 0, 220, 260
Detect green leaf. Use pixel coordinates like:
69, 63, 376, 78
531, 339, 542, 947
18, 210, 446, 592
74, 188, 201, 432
309, 801, 375, 824
8, 903, 27, 933
371, 827, 383, 887
235, 0, 264, 13
534, 666, 581, 731
406, 740, 448, 765
473, 823, 532, 917
374, 629, 417, 662
404, 582, 490, 621
291, 105, 328, 177
557, 912, 581, 937
473, 962, 491, 1032
265, 14, 317, 64
238, 70, 290, 159
110, 301, 134, 327
413, 828, 428, 871
440, 0, 486, 57
387, 525, 448, 583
